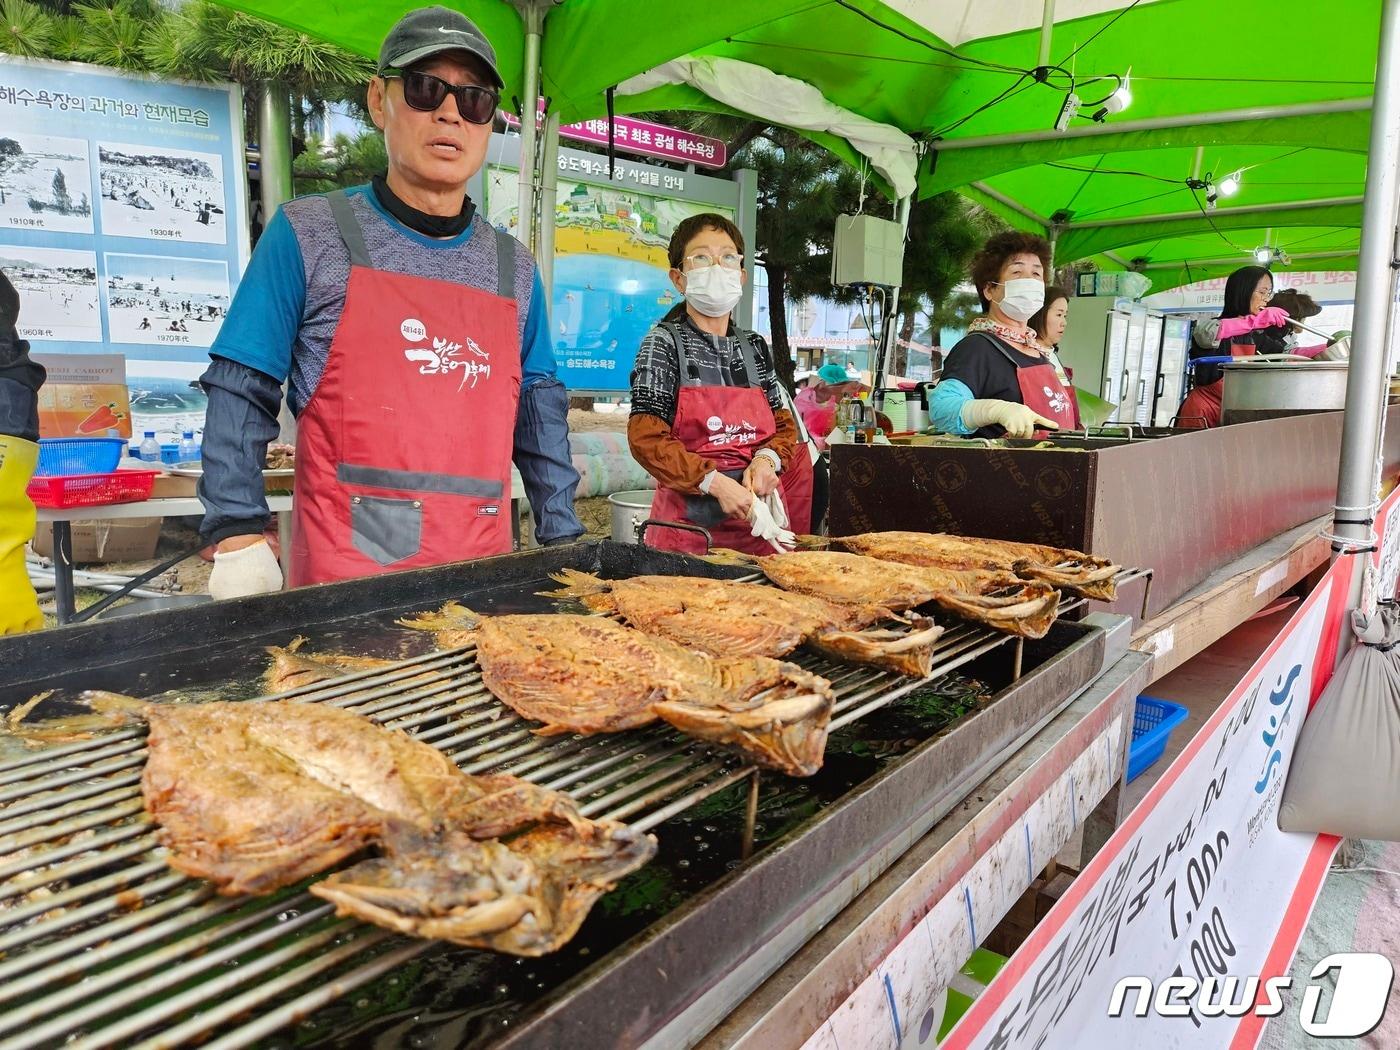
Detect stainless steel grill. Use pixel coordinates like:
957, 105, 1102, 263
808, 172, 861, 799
0, 567, 1145, 1049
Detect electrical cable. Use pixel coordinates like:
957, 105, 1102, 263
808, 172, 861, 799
1187, 186, 1252, 254
830, 0, 1028, 75
1047, 161, 1184, 185
931, 74, 1035, 138
1056, 0, 1145, 66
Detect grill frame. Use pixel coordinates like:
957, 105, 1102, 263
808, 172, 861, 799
0, 542, 1131, 1049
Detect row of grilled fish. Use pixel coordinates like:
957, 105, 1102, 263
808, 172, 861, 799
392, 531, 1122, 780
12, 530, 1119, 961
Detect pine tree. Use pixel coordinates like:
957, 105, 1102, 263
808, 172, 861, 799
52, 167, 71, 211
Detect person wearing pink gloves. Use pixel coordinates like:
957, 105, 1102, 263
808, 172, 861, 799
1179, 266, 1289, 428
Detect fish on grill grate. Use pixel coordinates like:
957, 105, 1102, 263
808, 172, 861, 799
398, 603, 835, 776
313, 821, 656, 955
541, 568, 944, 677
116, 696, 657, 954
709, 549, 1060, 639
817, 532, 1121, 601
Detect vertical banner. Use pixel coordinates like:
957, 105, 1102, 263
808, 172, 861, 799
0, 55, 249, 441
943, 557, 1357, 1049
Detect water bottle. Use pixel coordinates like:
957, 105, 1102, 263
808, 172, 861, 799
138, 431, 160, 463
178, 429, 200, 462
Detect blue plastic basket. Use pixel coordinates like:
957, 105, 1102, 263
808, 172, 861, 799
35, 437, 126, 477
1127, 696, 1191, 783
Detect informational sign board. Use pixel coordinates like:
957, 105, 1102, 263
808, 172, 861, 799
473, 135, 754, 395
0, 56, 249, 441
504, 109, 726, 168
940, 558, 1358, 1049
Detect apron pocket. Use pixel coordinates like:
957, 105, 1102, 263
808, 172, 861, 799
350, 495, 422, 566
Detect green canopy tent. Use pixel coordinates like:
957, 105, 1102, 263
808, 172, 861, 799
210, 0, 1397, 556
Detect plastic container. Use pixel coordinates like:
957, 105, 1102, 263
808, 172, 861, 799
1127, 696, 1191, 782
26, 469, 160, 509
35, 437, 126, 477
137, 431, 160, 463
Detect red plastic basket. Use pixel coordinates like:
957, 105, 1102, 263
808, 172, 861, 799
27, 469, 159, 509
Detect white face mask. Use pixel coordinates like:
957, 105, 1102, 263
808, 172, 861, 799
682, 265, 743, 318
993, 278, 1045, 324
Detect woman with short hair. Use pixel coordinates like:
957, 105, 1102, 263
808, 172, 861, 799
928, 232, 1075, 439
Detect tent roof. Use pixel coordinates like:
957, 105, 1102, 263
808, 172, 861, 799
213, 0, 1380, 290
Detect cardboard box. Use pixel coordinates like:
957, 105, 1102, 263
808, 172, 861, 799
33, 354, 133, 440
149, 471, 292, 500
30, 518, 161, 564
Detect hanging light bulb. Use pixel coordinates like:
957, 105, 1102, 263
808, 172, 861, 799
1218, 171, 1242, 197
1253, 246, 1274, 266
1091, 70, 1133, 122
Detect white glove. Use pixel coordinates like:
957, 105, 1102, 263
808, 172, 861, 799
762, 488, 790, 531
748, 497, 796, 553
208, 540, 284, 600
960, 398, 1059, 439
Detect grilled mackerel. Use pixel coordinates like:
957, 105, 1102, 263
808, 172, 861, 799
723, 550, 1060, 639
399, 603, 835, 776
130, 697, 655, 955
541, 568, 944, 677
824, 531, 1120, 601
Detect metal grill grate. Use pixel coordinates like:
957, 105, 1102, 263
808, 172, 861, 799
0, 567, 1143, 1049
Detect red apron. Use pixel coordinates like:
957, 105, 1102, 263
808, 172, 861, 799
289, 190, 521, 587
987, 337, 1077, 436
1177, 380, 1222, 428
646, 324, 787, 555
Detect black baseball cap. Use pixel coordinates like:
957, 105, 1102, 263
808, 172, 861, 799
377, 6, 504, 88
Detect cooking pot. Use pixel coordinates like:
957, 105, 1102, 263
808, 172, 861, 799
608, 489, 655, 544
902, 382, 933, 432
1219, 355, 1349, 425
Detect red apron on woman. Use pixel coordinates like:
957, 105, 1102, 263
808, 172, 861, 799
289, 190, 522, 586
645, 325, 788, 555
985, 337, 1078, 436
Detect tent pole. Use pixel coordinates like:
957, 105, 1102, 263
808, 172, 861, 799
516, 3, 545, 252
537, 109, 560, 296
871, 195, 913, 412
935, 97, 1368, 151
1063, 195, 1362, 229
1333, 0, 1400, 566
1037, 0, 1056, 66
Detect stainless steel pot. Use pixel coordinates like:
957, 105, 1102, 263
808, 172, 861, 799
1220, 358, 1350, 425
608, 488, 655, 544
903, 382, 933, 432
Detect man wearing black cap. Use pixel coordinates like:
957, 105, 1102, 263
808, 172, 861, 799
200, 5, 582, 597
0, 269, 45, 632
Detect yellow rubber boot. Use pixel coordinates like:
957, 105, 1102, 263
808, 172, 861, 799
0, 435, 42, 634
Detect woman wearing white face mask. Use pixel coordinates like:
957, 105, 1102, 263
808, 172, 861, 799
628, 214, 805, 553
928, 232, 1073, 439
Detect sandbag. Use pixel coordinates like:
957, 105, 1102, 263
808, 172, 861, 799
1278, 605, 1400, 838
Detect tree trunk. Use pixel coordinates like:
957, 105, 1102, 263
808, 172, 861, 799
892, 310, 917, 376
765, 262, 795, 393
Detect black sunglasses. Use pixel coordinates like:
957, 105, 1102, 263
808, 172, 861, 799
382, 69, 498, 124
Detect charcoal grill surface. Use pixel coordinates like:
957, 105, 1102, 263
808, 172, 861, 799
0, 543, 1139, 1049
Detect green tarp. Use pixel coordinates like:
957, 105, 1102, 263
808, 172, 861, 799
212, 0, 1379, 287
